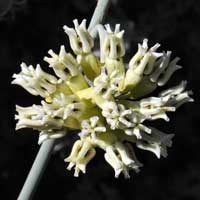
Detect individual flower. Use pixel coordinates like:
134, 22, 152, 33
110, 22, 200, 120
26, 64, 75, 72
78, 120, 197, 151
104, 142, 143, 178
121, 39, 182, 98
15, 104, 64, 130
159, 80, 194, 108
12, 62, 58, 98
64, 139, 96, 177
44, 45, 88, 93
64, 19, 100, 80
93, 67, 122, 99
12, 19, 193, 178
79, 116, 106, 142
101, 24, 125, 61
101, 102, 150, 139
63, 19, 94, 55
135, 127, 174, 158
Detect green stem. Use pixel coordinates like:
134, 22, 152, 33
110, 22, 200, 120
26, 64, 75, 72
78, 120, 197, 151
17, 0, 110, 199
88, 0, 110, 32
17, 139, 56, 200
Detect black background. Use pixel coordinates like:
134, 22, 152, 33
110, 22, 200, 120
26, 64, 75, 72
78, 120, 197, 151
0, 0, 199, 199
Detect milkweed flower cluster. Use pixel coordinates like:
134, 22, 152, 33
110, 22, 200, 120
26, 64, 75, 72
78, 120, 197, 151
12, 19, 193, 178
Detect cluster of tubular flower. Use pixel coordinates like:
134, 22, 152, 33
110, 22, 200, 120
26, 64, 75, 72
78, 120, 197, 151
12, 19, 193, 178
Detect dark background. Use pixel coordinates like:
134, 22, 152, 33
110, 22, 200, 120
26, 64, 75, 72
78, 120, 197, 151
0, 0, 199, 199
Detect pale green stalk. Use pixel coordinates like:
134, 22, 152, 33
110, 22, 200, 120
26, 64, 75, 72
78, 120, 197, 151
88, 0, 110, 35
17, 140, 56, 200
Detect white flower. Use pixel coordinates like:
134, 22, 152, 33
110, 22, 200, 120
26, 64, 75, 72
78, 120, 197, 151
102, 24, 125, 60
15, 104, 67, 144
124, 123, 151, 139
15, 104, 64, 130
65, 139, 96, 177
159, 81, 194, 108
94, 68, 122, 99
101, 102, 122, 129
129, 39, 163, 72
136, 127, 174, 159
122, 39, 163, 92
104, 142, 142, 178
44, 45, 79, 81
41, 93, 85, 120
12, 62, 57, 97
138, 96, 176, 121
102, 102, 150, 138
149, 51, 182, 86
79, 116, 106, 142
63, 19, 94, 55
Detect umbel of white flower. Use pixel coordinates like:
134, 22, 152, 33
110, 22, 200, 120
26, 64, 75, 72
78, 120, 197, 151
12, 19, 193, 178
